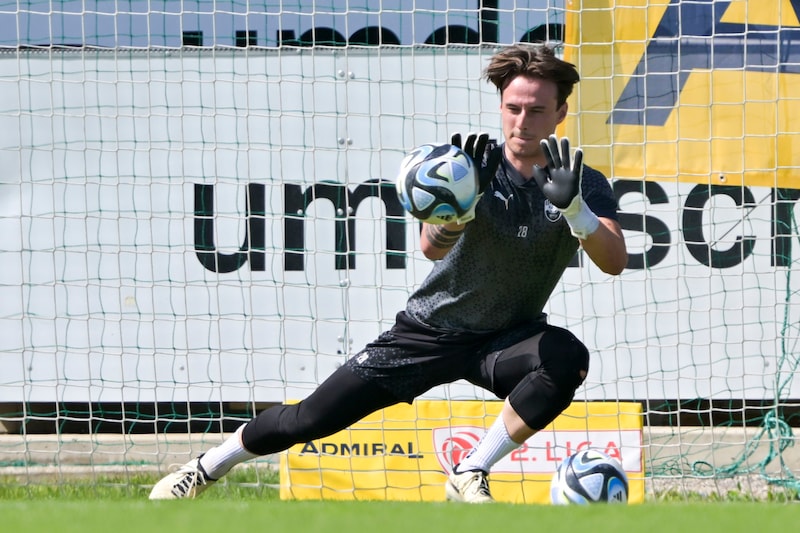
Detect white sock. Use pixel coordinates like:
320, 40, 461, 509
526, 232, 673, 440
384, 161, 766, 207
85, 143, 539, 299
455, 416, 520, 474
198, 424, 259, 479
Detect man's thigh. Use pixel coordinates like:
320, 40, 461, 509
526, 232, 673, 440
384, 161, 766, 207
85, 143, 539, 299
468, 323, 583, 399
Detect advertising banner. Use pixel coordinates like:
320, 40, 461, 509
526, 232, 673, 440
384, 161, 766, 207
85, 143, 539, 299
280, 400, 644, 503
565, 0, 800, 188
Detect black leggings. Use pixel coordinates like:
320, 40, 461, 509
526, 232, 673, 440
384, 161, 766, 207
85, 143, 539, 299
242, 366, 399, 455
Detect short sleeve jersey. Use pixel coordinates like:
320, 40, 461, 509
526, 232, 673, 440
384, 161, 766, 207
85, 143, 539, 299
404, 146, 619, 332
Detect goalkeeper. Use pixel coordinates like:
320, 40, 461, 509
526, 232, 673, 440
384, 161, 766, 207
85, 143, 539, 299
150, 44, 627, 503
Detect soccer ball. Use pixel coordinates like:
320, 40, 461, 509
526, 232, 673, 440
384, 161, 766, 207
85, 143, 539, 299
395, 143, 479, 224
550, 449, 629, 505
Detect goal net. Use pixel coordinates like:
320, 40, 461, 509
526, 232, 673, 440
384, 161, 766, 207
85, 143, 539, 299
1, 0, 799, 499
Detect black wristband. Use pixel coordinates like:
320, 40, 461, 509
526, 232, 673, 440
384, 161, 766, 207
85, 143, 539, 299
425, 224, 465, 249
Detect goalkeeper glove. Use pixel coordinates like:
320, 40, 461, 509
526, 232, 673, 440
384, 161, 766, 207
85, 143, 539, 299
450, 132, 502, 224
531, 134, 600, 240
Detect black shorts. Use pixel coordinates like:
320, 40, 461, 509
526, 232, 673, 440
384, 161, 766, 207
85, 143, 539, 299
345, 311, 550, 403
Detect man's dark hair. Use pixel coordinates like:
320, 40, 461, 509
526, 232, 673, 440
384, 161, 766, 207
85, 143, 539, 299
484, 44, 580, 108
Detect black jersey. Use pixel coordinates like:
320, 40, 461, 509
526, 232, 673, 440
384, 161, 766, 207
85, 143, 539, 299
404, 146, 619, 332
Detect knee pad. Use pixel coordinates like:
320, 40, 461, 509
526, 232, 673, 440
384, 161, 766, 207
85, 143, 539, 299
507, 328, 590, 430
539, 328, 590, 391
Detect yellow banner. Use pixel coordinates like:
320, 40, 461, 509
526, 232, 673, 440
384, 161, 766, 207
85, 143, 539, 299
280, 400, 644, 504
564, 0, 800, 188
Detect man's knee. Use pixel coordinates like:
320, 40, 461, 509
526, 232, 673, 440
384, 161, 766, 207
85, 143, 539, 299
540, 328, 590, 390
506, 329, 590, 430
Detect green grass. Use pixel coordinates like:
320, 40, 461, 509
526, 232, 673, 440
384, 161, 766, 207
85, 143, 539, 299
1, 469, 799, 533
1, 499, 799, 533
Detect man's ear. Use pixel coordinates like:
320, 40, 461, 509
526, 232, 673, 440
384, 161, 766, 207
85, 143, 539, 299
556, 102, 568, 125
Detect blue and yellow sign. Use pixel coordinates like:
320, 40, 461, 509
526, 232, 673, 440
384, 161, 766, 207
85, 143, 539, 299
280, 400, 644, 504
565, 0, 800, 188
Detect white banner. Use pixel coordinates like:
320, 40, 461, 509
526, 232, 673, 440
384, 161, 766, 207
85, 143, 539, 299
1, 50, 797, 402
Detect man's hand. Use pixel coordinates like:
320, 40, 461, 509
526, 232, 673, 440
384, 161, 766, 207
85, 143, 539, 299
450, 132, 502, 223
532, 134, 599, 240
531, 134, 582, 209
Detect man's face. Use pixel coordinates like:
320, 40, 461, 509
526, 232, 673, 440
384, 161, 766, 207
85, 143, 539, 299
500, 75, 568, 169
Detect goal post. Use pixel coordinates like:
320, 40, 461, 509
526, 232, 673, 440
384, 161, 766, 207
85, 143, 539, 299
2, 0, 800, 499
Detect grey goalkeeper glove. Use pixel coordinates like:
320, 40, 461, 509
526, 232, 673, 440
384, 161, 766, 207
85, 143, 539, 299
450, 132, 502, 224
531, 134, 600, 240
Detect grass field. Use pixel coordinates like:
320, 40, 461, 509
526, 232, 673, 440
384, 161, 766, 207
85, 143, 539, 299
2, 498, 799, 533
1, 469, 798, 533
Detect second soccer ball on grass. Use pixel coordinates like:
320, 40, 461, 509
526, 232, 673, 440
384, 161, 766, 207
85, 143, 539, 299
550, 449, 629, 505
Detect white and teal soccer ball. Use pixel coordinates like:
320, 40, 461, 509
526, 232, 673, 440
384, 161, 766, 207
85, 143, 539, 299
395, 143, 479, 224
550, 449, 629, 505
